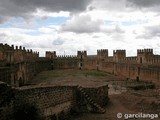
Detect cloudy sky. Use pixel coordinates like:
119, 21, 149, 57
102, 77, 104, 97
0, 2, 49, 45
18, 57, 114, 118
0, 0, 160, 56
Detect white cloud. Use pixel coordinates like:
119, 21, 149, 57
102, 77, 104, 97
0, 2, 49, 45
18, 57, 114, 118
60, 14, 125, 34
136, 24, 160, 39
38, 27, 56, 34
32, 9, 70, 18
60, 14, 103, 33
90, 0, 130, 12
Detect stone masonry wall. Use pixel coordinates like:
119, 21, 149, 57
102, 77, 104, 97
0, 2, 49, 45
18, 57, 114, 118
15, 86, 76, 118
52, 58, 78, 69
84, 59, 97, 70
0, 82, 109, 119
84, 58, 160, 86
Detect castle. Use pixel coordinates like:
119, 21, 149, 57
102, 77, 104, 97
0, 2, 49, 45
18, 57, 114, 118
46, 49, 160, 86
0, 43, 160, 87
1, 43, 160, 119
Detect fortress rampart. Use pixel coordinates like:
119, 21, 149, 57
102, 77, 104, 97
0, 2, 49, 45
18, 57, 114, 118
0, 43, 160, 87
43, 48, 160, 86
0, 43, 51, 87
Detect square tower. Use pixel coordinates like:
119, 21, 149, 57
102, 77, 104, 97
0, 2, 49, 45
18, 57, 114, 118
97, 49, 108, 60
46, 51, 57, 59
113, 50, 126, 62
77, 51, 87, 59
137, 49, 153, 64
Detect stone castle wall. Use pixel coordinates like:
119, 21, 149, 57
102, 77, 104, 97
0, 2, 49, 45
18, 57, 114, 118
82, 49, 160, 86
91, 60, 160, 85
52, 57, 78, 69
1, 43, 160, 87
0, 44, 51, 87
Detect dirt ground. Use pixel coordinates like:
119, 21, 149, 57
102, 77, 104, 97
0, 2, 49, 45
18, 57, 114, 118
71, 89, 160, 120
28, 69, 160, 120
29, 69, 124, 88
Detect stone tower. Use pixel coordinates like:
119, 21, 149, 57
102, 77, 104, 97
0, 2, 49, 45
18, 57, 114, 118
97, 49, 108, 60
77, 51, 87, 59
113, 50, 126, 62
77, 51, 87, 69
137, 49, 153, 64
46, 51, 57, 59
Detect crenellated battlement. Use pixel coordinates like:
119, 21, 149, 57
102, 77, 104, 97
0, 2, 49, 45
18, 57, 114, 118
0, 43, 39, 62
113, 50, 126, 62
0, 43, 14, 51
77, 51, 87, 55
1, 44, 159, 65
97, 49, 108, 52
46, 51, 56, 59
137, 48, 153, 54
97, 49, 108, 59
113, 49, 126, 54
56, 55, 77, 58
125, 57, 137, 61
97, 49, 108, 54
125, 57, 137, 63
77, 50, 87, 59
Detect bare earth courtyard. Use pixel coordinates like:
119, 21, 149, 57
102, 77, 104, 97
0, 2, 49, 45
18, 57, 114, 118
27, 69, 160, 120
29, 69, 117, 87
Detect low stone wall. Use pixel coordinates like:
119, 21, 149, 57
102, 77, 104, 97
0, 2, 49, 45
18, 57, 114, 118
0, 82, 109, 119
15, 85, 76, 119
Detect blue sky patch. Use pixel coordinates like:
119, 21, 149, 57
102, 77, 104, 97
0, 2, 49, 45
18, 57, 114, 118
122, 19, 148, 26
34, 16, 70, 27
0, 16, 70, 28
0, 21, 14, 28
105, 20, 114, 25
0, 16, 70, 36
